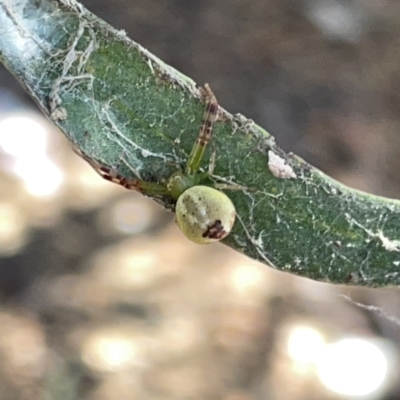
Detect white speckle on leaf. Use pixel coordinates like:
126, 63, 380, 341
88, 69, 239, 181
268, 151, 297, 179
51, 107, 68, 121
378, 231, 400, 252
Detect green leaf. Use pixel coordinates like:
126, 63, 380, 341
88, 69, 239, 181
1, 0, 400, 287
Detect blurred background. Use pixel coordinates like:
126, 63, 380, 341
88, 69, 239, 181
1, 0, 400, 399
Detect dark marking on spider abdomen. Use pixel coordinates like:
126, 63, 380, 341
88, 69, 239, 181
203, 219, 227, 239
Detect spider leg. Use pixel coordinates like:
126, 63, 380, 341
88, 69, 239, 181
185, 83, 219, 176
72, 145, 168, 195
208, 150, 216, 175
213, 182, 247, 191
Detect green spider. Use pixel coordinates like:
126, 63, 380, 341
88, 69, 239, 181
78, 84, 236, 244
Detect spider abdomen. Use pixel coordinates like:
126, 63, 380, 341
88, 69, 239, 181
175, 185, 236, 244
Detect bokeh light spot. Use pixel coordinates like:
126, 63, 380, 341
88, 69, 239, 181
316, 338, 388, 397
287, 325, 325, 364
14, 156, 63, 197
0, 116, 47, 157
